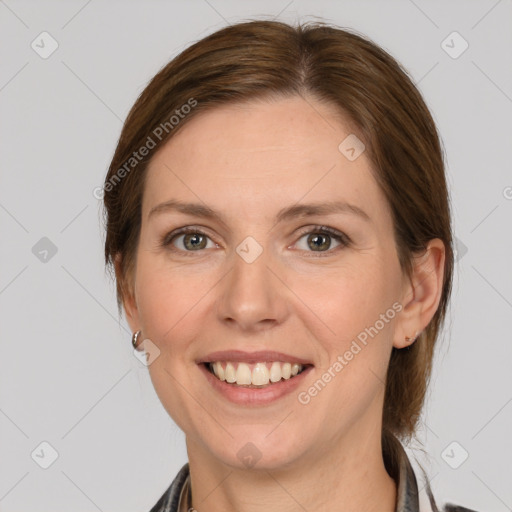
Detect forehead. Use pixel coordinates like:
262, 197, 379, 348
143, 96, 388, 225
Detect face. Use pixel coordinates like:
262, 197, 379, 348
123, 95, 413, 471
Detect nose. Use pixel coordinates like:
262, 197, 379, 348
215, 241, 290, 333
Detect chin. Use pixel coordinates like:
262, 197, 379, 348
205, 427, 307, 472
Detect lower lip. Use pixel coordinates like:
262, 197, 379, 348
198, 363, 314, 406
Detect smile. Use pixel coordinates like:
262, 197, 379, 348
207, 361, 309, 387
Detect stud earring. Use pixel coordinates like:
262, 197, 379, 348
404, 330, 421, 344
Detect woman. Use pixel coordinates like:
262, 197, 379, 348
102, 19, 479, 512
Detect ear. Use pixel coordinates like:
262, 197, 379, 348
394, 238, 446, 349
114, 253, 140, 334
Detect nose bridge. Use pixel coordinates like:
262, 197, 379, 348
216, 234, 288, 330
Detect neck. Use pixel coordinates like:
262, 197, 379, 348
185, 422, 397, 512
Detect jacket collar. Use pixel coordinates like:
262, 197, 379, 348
393, 438, 438, 512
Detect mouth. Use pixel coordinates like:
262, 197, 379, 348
202, 361, 314, 388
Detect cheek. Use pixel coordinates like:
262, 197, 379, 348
293, 260, 394, 335
135, 260, 208, 428
136, 252, 206, 319
294, 262, 397, 390
295, 270, 395, 429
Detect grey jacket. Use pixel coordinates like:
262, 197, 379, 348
148, 442, 479, 512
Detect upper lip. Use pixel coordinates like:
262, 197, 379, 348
197, 350, 313, 366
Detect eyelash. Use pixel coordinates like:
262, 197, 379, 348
159, 225, 351, 257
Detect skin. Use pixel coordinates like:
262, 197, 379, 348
118, 95, 445, 512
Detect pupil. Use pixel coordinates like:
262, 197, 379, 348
185, 233, 205, 250
309, 233, 329, 251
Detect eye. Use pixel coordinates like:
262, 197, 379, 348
293, 226, 351, 255
160, 227, 217, 254
160, 225, 351, 257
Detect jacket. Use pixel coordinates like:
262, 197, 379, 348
148, 440, 479, 512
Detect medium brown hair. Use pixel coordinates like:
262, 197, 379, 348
102, 20, 454, 442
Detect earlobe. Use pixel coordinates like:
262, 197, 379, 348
393, 238, 446, 349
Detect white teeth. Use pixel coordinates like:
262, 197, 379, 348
236, 363, 252, 385
225, 362, 236, 383
269, 361, 281, 383
209, 361, 305, 386
252, 363, 270, 385
213, 362, 225, 381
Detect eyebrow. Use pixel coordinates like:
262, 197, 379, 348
148, 199, 371, 224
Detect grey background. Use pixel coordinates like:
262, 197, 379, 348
1, 0, 511, 511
